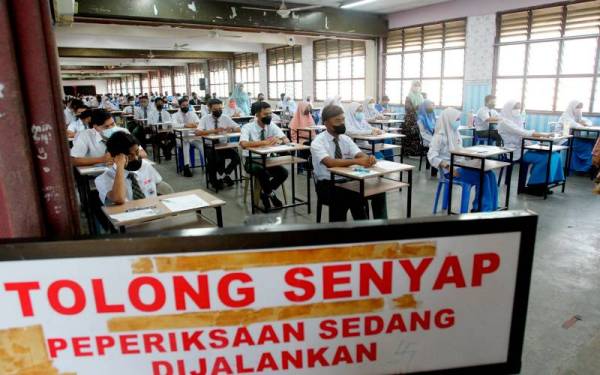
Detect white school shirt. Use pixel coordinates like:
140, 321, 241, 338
240, 121, 285, 157
310, 131, 361, 181
199, 114, 238, 144
172, 110, 200, 128
95, 159, 162, 204
134, 106, 152, 120
70, 128, 108, 158
474, 107, 500, 131
147, 109, 172, 125
64, 108, 75, 125
67, 119, 87, 135
498, 118, 534, 159
427, 132, 455, 170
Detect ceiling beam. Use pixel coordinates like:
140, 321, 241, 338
69, 0, 387, 38
58, 47, 234, 59
60, 65, 162, 72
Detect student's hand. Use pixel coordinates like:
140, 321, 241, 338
265, 137, 278, 146
282, 137, 290, 144
440, 161, 450, 170
114, 154, 127, 170
367, 155, 377, 167
194, 129, 203, 136
216, 127, 226, 134
103, 152, 114, 166
373, 128, 383, 135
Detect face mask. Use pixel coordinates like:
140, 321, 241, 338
512, 109, 521, 117
125, 159, 142, 172
212, 110, 222, 118
355, 112, 365, 122
261, 115, 272, 125
101, 127, 119, 139
368, 103, 375, 109
333, 124, 346, 135
156, 104, 163, 111
181, 107, 189, 113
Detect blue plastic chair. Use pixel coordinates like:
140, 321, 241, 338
176, 143, 205, 174
433, 176, 475, 214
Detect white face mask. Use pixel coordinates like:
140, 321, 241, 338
512, 109, 521, 117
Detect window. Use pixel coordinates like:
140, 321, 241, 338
173, 66, 187, 95
189, 63, 206, 97
313, 39, 366, 102
124, 76, 132, 95
494, 1, 600, 113
209, 60, 230, 98
234, 53, 260, 99
384, 19, 466, 106
149, 71, 159, 94
141, 75, 149, 94
160, 69, 172, 95
267, 46, 302, 100
132, 75, 140, 95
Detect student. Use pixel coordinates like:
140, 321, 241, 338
95, 131, 162, 205
172, 98, 201, 177
230, 83, 250, 116
344, 102, 383, 136
317, 96, 342, 125
277, 93, 287, 110
148, 97, 175, 160
311, 104, 387, 222
403, 80, 424, 156
558, 100, 594, 172
362, 97, 384, 121
67, 108, 92, 139
239, 101, 289, 210
134, 96, 152, 121
474, 95, 501, 144
417, 99, 436, 147
193, 99, 241, 189
375, 95, 391, 113
189, 92, 201, 106
224, 98, 243, 118
63, 99, 81, 125
100, 96, 118, 111
250, 93, 266, 116
428, 108, 499, 212
71, 109, 127, 167
498, 100, 561, 196
289, 101, 315, 144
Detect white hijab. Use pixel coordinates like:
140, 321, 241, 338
363, 96, 379, 120
500, 100, 522, 128
434, 107, 462, 152
559, 100, 584, 124
344, 102, 371, 133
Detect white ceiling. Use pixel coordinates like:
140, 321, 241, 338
222, 0, 451, 14
60, 57, 204, 67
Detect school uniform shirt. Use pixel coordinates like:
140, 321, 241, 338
70, 128, 131, 159
172, 110, 200, 128
67, 119, 87, 135
64, 108, 75, 126
427, 132, 455, 169
240, 121, 285, 157
199, 114, 238, 144
134, 105, 153, 120
498, 117, 534, 159
311, 131, 361, 181
147, 109, 172, 125
474, 107, 500, 131
95, 159, 162, 204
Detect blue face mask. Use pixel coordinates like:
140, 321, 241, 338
355, 112, 365, 122
101, 127, 120, 139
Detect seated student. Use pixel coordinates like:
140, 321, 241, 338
100, 96, 119, 111
70, 109, 127, 167
148, 97, 176, 160
428, 108, 499, 212
558, 100, 594, 172
474, 95, 501, 144
239, 101, 289, 210
311, 104, 387, 222
345, 102, 383, 136
123, 96, 135, 114
498, 100, 560, 196
363, 97, 385, 121
417, 99, 436, 147
250, 93, 266, 116
375, 95, 391, 113
224, 98, 243, 118
189, 92, 201, 106
172, 98, 201, 177
64, 98, 80, 125
277, 93, 287, 110
194, 99, 241, 189
67, 108, 92, 139
289, 101, 315, 144
95, 132, 162, 205
593, 137, 600, 194
134, 96, 152, 121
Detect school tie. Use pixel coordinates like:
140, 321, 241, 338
143, 107, 147, 119
260, 129, 265, 141
127, 174, 146, 200
214, 118, 219, 129
158, 111, 162, 123
333, 137, 343, 159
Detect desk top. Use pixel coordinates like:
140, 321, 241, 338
297, 125, 326, 131
203, 132, 242, 141
336, 179, 409, 197
382, 112, 402, 117
455, 159, 511, 171
523, 134, 572, 142
350, 132, 405, 141
451, 145, 514, 158
246, 143, 310, 155
368, 119, 404, 125
525, 144, 569, 152
102, 189, 225, 228
571, 125, 600, 132
232, 116, 254, 121
76, 160, 156, 177
328, 160, 414, 180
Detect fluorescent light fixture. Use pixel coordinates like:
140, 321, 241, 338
341, 0, 378, 9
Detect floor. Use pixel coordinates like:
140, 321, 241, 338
146, 151, 600, 375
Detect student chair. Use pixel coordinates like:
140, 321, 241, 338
432, 176, 475, 214
239, 148, 288, 210
175, 143, 205, 174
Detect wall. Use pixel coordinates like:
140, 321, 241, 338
61, 79, 108, 95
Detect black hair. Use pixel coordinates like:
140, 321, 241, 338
178, 97, 188, 106
106, 131, 139, 157
208, 98, 222, 108
280, 93, 285, 98
79, 109, 93, 124
140, 95, 149, 100
155, 97, 164, 104
485, 95, 496, 103
70, 99, 85, 110
321, 104, 344, 123
90, 109, 113, 127
254, 101, 271, 116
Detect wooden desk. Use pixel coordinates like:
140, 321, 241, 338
328, 160, 414, 218
519, 135, 572, 199
167, 108, 178, 114
295, 125, 326, 144
449, 145, 515, 214
349, 133, 405, 162
232, 116, 254, 125
200, 132, 242, 192
368, 119, 404, 130
566, 125, 600, 176
102, 189, 225, 232
382, 112, 403, 118
246, 143, 311, 214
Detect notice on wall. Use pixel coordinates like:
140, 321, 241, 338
0, 230, 528, 375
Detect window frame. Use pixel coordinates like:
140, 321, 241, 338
208, 59, 230, 98
173, 66, 187, 96
188, 63, 206, 97
383, 18, 467, 107
234, 53, 260, 100
266, 45, 303, 100
492, 0, 600, 114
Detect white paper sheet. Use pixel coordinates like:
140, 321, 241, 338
109, 208, 157, 222
161, 194, 210, 212
80, 166, 107, 175
375, 160, 400, 171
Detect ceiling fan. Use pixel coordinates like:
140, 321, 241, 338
241, 0, 322, 18
173, 42, 190, 50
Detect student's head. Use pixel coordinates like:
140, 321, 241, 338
179, 98, 189, 113
255, 101, 272, 127
381, 95, 390, 105
368, 97, 376, 105
91, 109, 117, 138
192, 92, 197, 98
280, 93, 286, 100
485, 95, 496, 108
79, 109, 93, 126
257, 93, 265, 101
306, 96, 312, 102
227, 98, 236, 109
425, 100, 435, 113
410, 81, 421, 93
212, 92, 217, 98
155, 97, 165, 110
140, 96, 149, 108
106, 131, 143, 171
322, 105, 346, 136
69, 99, 84, 111
208, 99, 223, 117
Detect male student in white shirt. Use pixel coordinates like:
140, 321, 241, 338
67, 108, 92, 139
311, 104, 387, 222
146, 97, 176, 161
172, 98, 201, 177
64, 99, 83, 126
474, 94, 502, 144
95, 131, 162, 205
193, 99, 241, 189
239, 101, 289, 210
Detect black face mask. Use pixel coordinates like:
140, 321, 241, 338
125, 159, 142, 171
261, 115, 272, 125
212, 110, 222, 118
156, 104, 163, 111
181, 107, 189, 113
333, 124, 346, 135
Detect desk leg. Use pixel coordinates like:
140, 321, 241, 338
371, 142, 376, 156
360, 180, 367, 219
262, 155, 269, 213
291, 151, 296, 205
544, 144, 552, 200
215, 206, 223, 228
249, 152, 255, 214
505, 152, 513, 209
518, 139, 525, 194
119, 225, 126, 234
565, 130, 573, 177
329, 173, 335, 222
307, 165, 311, 214
202, 140, 210, 190
407, 170, 412, 218
447, 154, 455, 215
478, 158, 485, 213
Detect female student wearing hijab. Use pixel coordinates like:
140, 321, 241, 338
417, 100, 436, 147
558, 100, 594, 172
345, 102, 383, 136
362, 97, 385, 121
497, 100, 561, 196
428, 108, 499, 212
230, 83, 250, 116
403, 81, 424, 156
289, 101, 316, 144
224, 98, 243, 118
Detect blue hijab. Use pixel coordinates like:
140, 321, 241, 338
418, 100, 436, 134
231, 83, 250, 116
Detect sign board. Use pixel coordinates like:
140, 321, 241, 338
0, 211, 537, 375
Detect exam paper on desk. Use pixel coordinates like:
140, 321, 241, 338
161, 194, 210, 212
109, 208, 158, 222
